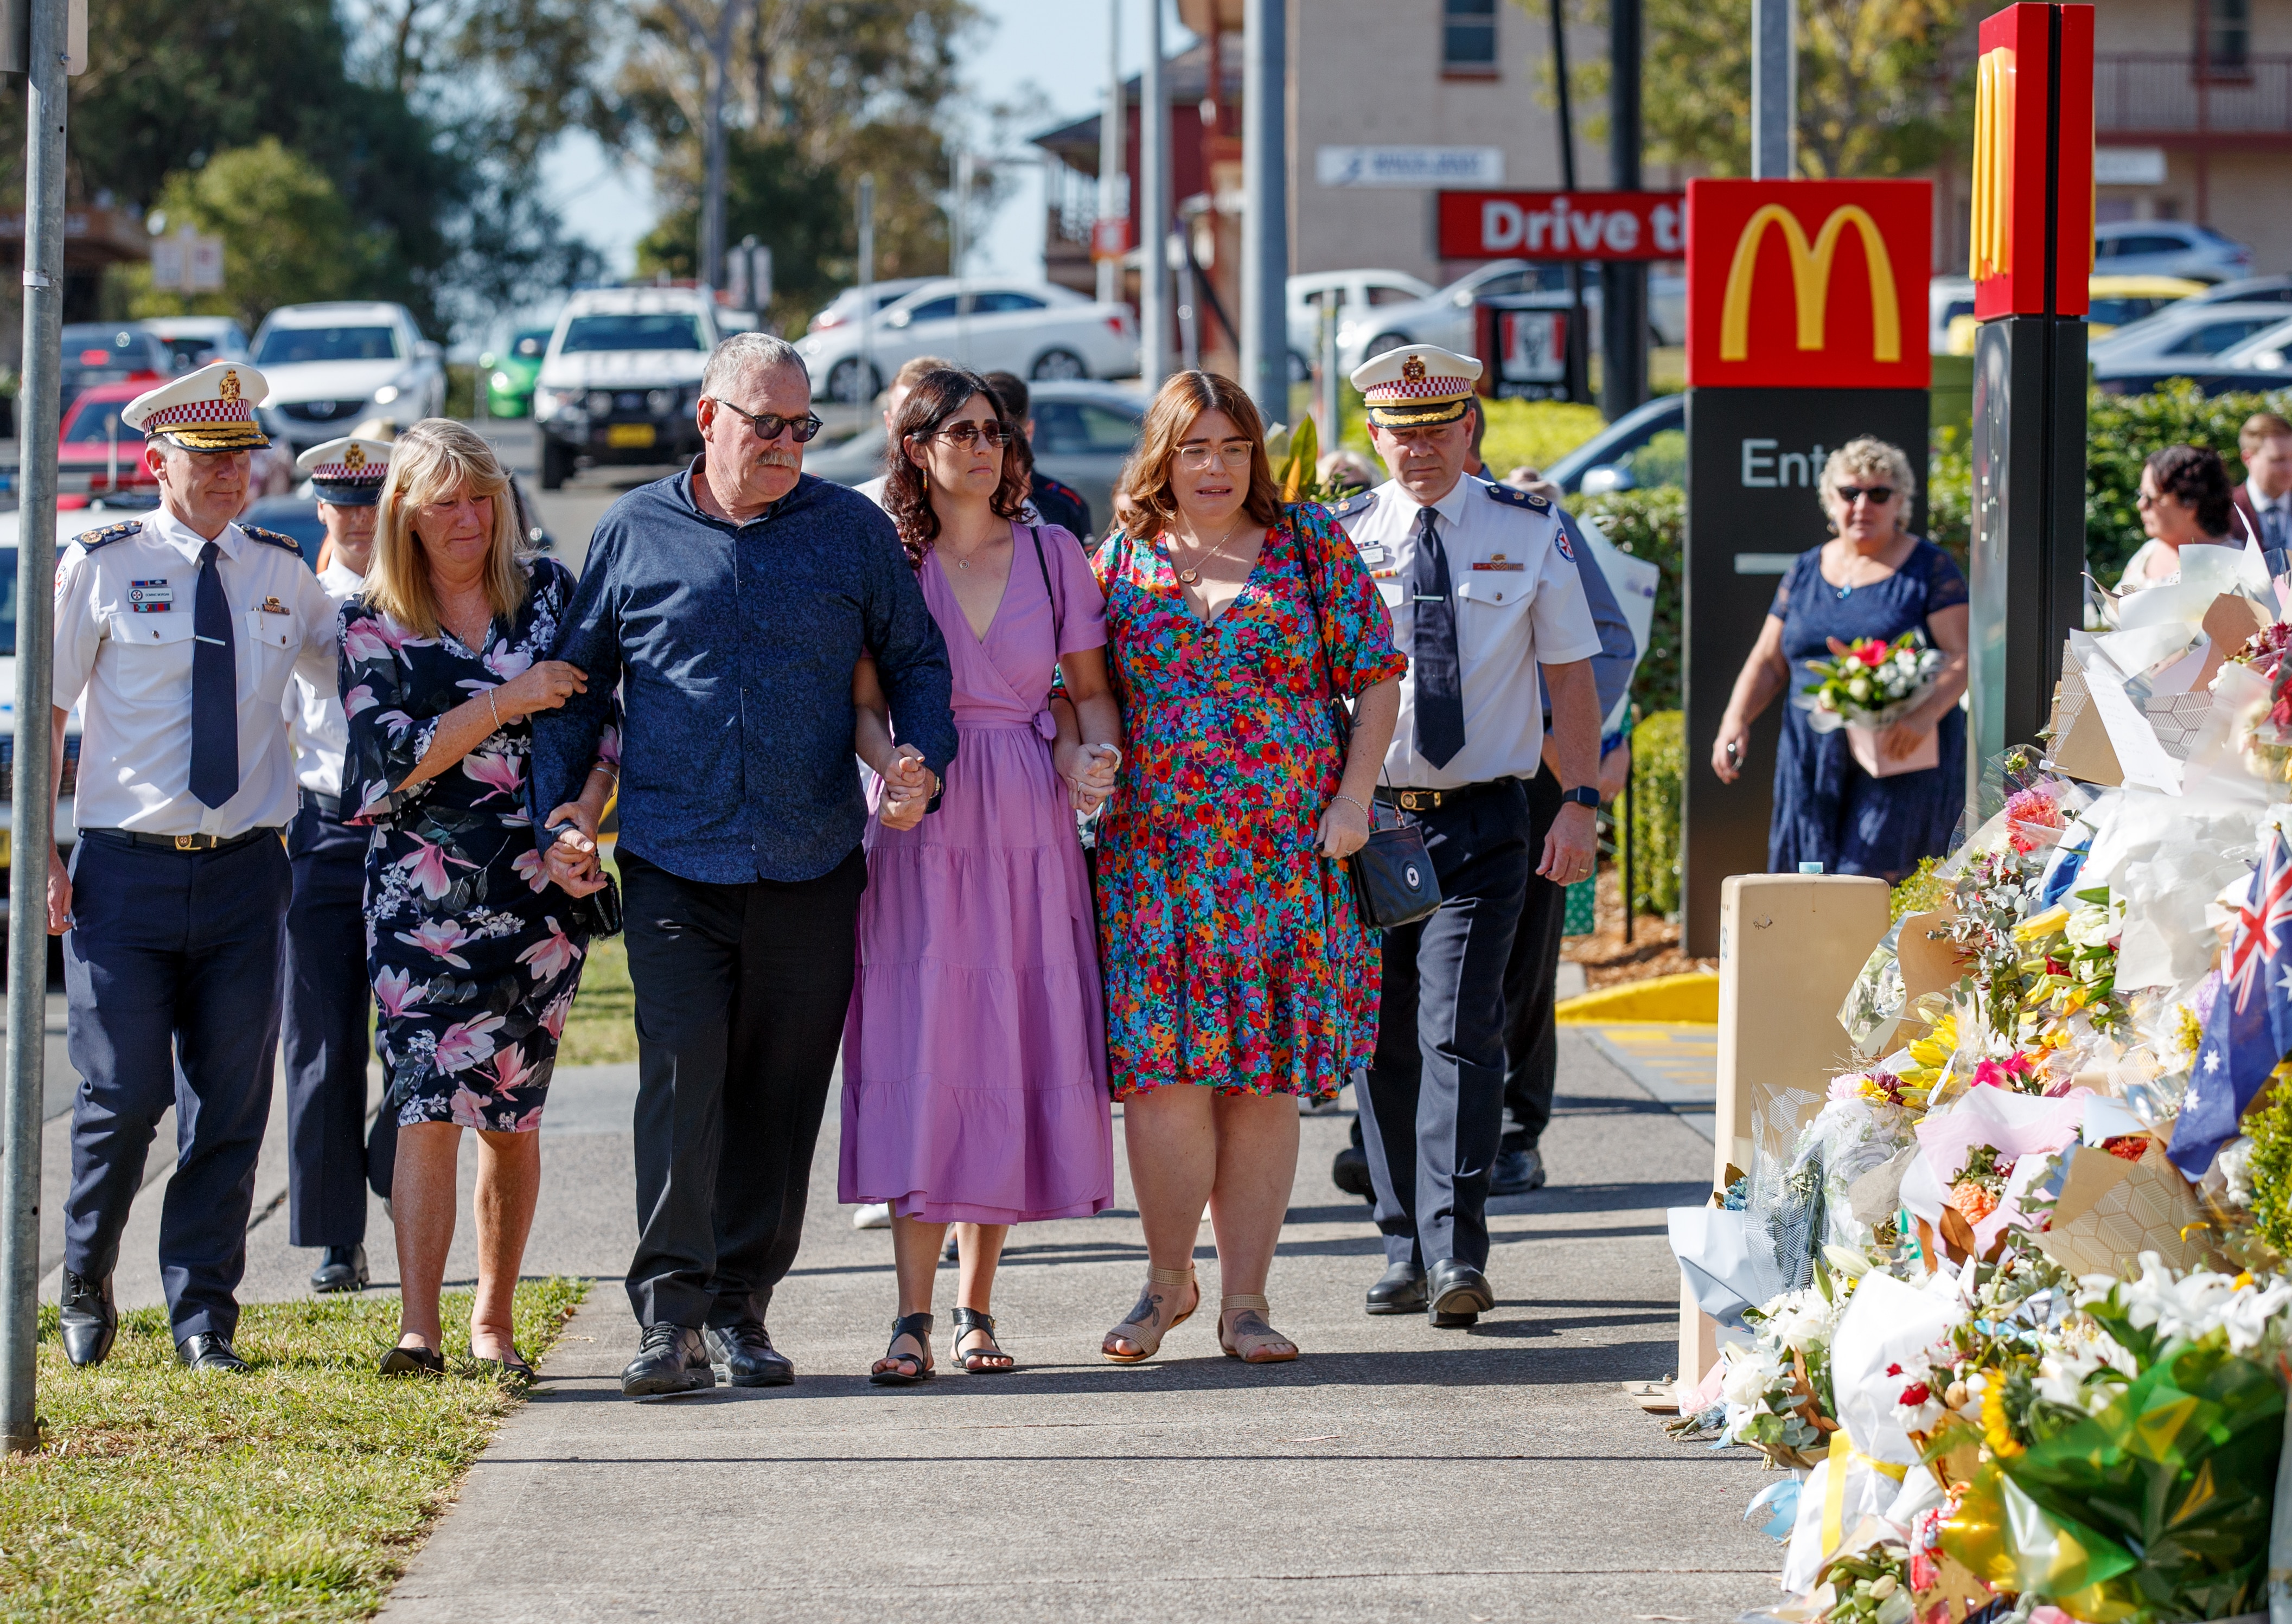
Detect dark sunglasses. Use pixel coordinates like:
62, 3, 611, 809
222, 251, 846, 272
707, 398, 825, 443
922, 421, 1013, 449
1837, 484, 1895, 505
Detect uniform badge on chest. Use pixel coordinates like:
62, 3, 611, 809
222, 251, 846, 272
260, 596, 290, 615
1470, 553, 1526, 572
126, 580, 173, 612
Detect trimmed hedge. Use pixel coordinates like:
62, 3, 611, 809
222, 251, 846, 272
1578, 485, 1684, 717
1629, 708, 1684, 919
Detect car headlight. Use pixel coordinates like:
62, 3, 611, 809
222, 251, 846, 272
492, 371, 513, 391
373, 385, 400, 405
646, 389, 672, 414
586, 390, 614, 416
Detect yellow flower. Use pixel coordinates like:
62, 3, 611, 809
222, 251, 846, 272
2014, 905, 2071, 942
1981, 1373, 2025, 1459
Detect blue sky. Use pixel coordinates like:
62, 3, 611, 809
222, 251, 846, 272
543, 1, 1187, 287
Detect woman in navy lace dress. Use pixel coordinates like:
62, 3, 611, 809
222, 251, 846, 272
1709, 437, 1969, 881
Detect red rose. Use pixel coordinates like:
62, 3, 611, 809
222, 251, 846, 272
1899, 1382, 1931, 1406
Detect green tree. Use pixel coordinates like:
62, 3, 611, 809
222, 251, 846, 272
126, 139, 386, 331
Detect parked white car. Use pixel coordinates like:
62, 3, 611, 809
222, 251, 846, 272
251, 301, 445, 456
796, 279, 1138, 404
2092, 300, 2292, 379
1330, 261, 1691, 374
532, 286, 723, 489
139, 315, 251, 370
1286, 270, 1434, 381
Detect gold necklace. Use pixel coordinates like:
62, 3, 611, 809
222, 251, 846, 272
942, 524, 1003, 571
1163, 517, 1249, 585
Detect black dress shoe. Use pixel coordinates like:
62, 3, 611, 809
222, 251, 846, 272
176, 1333, 250, 1372
621, 1324, 715, 1397
1426, 1259, 1495, 1327
309, 1245, 369, 1294
1490, 1146, 1548, 1196
59, 1271, 116, 1369
1365, 1260, 1427, 1315
1331, 1145, 1376, 1201
704, 1321, 794, 1388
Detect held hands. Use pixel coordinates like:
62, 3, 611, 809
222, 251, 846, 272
1317, 794, 1371, 860
1538, 802, 1598, 885
541, 801, 609, 898
1710, 719, 1751, 784
494, 660, 588, 723
879, 745, 936, 832
1056, 741, 1121, 814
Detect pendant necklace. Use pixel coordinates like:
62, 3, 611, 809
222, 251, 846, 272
1164, 518, 1246, 584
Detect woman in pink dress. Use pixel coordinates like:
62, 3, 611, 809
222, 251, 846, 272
844, 367, 1123, 1384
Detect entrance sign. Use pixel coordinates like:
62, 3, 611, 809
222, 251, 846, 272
1436, 190, 1683, 261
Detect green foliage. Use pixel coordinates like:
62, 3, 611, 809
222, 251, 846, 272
2244, 1087, 2292, 1258
1578, 485, 1684, 717
1927, 423, 1972, 567
0, 1278, 586, 1621
1476, 397, 1606, 478
1891, 854, 1950, 920
1630, 708, 1685, 918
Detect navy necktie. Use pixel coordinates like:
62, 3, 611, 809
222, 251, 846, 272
1407, 504, 1465, 767
189, 540, 239, 809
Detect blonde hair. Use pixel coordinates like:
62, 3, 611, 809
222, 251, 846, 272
1818, 436, 1917, 512
365, 418, 529, 638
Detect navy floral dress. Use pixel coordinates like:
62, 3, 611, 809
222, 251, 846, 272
340, 557, 617, 1132
1769, 536, 1967, 880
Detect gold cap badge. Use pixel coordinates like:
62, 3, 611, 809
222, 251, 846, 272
1401, 355, 1427, 383
219, 369, 241, 402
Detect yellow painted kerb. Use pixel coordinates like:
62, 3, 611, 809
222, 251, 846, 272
1554, 971, 1720, 1025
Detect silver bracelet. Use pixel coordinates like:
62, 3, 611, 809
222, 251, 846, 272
487, 689, 502, 731
587, 763, 618, 780
1329, 792, 1371, 822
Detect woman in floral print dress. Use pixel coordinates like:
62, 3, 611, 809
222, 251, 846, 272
341, 420, 620, 1378
1088, 373, 1404, 1367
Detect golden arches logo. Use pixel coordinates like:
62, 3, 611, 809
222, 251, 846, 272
1718, 204, 1901, 365
1970, 47, 2015, 282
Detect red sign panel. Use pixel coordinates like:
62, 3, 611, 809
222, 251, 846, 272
1970, 3, 2095, 319
1437, 190, 1686, 261
1684, 179, 1932, 390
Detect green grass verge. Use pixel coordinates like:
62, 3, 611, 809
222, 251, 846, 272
557, 930, 637, 1066
0, 1277, 588, 1622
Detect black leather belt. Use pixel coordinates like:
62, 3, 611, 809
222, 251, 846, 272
301, 788, 343, 819
84, 826, 276, 854
1375, 780, 1512, 814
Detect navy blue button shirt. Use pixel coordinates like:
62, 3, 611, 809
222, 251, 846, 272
532, 462, 957, 886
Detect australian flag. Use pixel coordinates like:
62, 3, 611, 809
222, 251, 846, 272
2172, 822, 2292, 1175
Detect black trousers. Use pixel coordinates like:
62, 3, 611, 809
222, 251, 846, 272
63, 830, 289, 1342
1361, 779, 1533, 1273
1500, 765, 1568, 1153
620, 846, 866, 1331
282, 800, 395, 1245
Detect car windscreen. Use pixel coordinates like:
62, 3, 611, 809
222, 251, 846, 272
256, 325, 401, 365
0, 549, 16, 656
62, 327, 168, 373
1032, 401, 1141, 455
238, 502, 327, 568
558, 314, 706, 353
63, 402, 146, 444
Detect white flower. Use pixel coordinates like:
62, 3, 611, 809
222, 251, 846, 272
1720, 1342, 1789, 1415
2084, 1253, 2292, 1355
1847, 677, 1872, 701
2064, 894, 2123, 949
2218, 1137, 2257, 1209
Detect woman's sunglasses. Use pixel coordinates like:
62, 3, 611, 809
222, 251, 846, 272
1836, 485, 1895, 506
707, 398, 826, 443
922, 421, 1013, 449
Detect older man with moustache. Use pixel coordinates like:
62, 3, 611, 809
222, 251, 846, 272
533, 331, 957, 1397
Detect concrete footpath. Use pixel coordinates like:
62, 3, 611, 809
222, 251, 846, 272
360, 1030, 1779, 1624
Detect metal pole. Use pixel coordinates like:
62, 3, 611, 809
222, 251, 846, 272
953, 150, 973, 367
857, 173, 876, 405
1139, 0, 1171, 392
1622, 712, 1636, 946
6, 0, 68, 1456
1240, 0, 1288, 426
1600, 0, 1646, 418
1175, 220, 1202, 372
1097, 0, 1125, 307
1547, 0, 1589, 402
1751, 0, 1796, 178
1318, 294, 1339, 445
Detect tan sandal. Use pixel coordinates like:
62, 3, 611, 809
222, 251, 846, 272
1101, 1265, 1197, 1364
1218, 1294, 1299, 1363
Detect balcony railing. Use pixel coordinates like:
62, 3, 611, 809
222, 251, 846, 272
2096, 53, 2292, 138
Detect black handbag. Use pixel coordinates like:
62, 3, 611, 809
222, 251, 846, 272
566, 870, 624, 938
1293, 508, 1443, 931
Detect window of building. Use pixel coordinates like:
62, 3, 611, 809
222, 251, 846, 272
1444, 0, 1498, 74
2204, 0, 2250, 75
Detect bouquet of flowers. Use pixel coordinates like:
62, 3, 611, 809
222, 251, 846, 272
1802, 633, 1946, 778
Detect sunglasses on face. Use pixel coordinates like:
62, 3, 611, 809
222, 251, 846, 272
924, 421, 1013, 449
1837, 485, 1895, 506
707, 398, 825, 443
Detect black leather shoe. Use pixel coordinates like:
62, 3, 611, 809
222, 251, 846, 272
1365, 1260, 1427, 1315
309, 1245, 369, 1294
1491, 1146, 1548, 1196
1427, 1260, 1495, 1327
176, 1333, 250, 1372
1331, 1145, 1375, 1201
621, 1324, 715, 1397
59, 1271, 116, 1369
704, 1321, 794, 1388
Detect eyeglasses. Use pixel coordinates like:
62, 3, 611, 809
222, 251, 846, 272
1176, 442, 1254, 471
1836, 485, 1895, 506
923, 421, 1013, 449
707, 398, 825, 443
2135, 489, 2163, 508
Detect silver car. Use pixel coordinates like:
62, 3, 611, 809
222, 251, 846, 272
2092, 301, 2292, 392
2093, 221, 2252, 285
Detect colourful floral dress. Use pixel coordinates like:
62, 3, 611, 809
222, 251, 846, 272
340, 557, 618, 1132
1091, 503, 1407, 1100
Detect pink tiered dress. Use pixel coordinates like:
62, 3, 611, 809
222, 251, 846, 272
839, 521, 1114, 1224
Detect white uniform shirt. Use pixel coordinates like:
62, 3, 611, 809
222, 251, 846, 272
1337, 475, 1603, 789
53, 505, 340, 837
285, 559, 367, 797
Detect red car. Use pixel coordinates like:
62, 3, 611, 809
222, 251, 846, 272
56, 381, 295, 503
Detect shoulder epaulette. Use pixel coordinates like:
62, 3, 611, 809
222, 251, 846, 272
77, 521, 144, 552
241, 525, 305, 555
1329, 490, 1375, 522
1040, 475, 1083, 503
1485, 482, 1551, 513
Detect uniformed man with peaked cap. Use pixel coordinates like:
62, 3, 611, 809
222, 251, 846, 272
280, 436, 398, 1295
1329, 345, 1606, 1329
48, 361, 342, 1372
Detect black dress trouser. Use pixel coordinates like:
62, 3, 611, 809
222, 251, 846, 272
619, 846, 866, 1331
1359, 779, 1534, 1274
1500, 765, 1568, 1153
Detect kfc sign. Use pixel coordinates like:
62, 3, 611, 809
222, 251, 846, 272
1684, 179, 1931, 390
1437, 191, 1684, 262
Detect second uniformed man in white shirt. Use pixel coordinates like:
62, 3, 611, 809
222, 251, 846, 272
47, 362, 342, 1373
1333, 346, 1605, 1328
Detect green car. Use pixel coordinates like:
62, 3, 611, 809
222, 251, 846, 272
481, 328, 552, 418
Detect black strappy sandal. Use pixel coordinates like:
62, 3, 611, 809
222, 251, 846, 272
480, 1347, 537, 1382
869, 1311, 934, 1386
949, 1307, 1016, 1374
378, 1342, 446, 1378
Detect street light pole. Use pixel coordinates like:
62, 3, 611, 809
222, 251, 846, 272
5, 0, 68, 1455
1239, 0, 1288, 427
857, 172, 876, 405
1139, 0, 1171, 392
1097, 0, 1125, 307
1600, 0, 1647, 418
1752, 0, 1797, 179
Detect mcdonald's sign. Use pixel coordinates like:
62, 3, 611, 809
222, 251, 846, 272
1969, 2, 2094, 319
1684, 180, 1931, 390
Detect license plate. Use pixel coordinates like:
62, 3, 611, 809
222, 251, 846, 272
606, 423, 656, 449
0, 828, 12, 869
